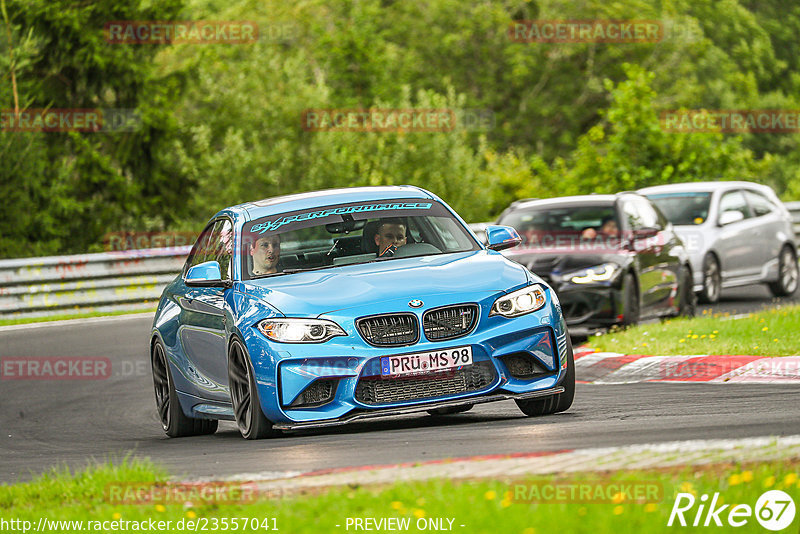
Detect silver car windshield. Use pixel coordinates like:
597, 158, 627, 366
646, 192, 711, 225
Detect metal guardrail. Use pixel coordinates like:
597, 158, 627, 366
1, 202, 798, 319
0, 247, 189, 318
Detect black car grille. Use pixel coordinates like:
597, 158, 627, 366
422, 304, 479, 341
355, 361, 496, 405
356, 313, 419, 346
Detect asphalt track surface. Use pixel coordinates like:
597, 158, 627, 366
2, 292, 798, 483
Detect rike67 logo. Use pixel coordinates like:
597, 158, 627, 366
668, 490, 795, 530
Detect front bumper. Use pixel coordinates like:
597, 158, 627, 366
271, 385, 565, 430
554, 284, 623, 328
241, 292, 569, 426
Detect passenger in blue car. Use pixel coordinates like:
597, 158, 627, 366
374, 218, 407, 257
250, 234, 281, 275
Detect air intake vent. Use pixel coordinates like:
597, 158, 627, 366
355, 361, 496, 405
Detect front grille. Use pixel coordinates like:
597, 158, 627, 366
422, 304, 479, 341
356, 313, 419, 346
355, 361, 496, 405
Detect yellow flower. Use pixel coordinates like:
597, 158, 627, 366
764, 476, 775, 488
741, 471, 753, 482
391, 501, 403, 510
691, 335, 699, 339
611, 492, 625, 504
728, 474, 742, 486
762, 326, 769, 332
112, 513, 122, 520
784, 473, 798, 486
501, 498, 513, 508
700, 334, 706, 339
522, 528, 536, 534
642, 342, 648, 347
773, 338, 779, 342
679, 339, 685, 343
679, 482, 695, 495
613, 505, 624, 515
413, 509, 426, 519
688, 330, 693, 334
754, 346, 759, 350
710, 334, 716, 339
485, 490, 497, 500
155, 504, 166, 513
645, 503, 658, 513
713, 330, 719, 334
186, 511, 197, 519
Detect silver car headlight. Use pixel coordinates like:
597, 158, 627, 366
257, 318, 346, 343
567, 263, 619, 284
490, 284, 547, 318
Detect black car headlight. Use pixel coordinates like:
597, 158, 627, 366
257, 318, 347, 343
490, 285, 547, 318
565, 263, 620, 284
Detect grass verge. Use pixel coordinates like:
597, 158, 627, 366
588, 305, 800, 357
2, 459, 798, 533
0, 308, 156, 327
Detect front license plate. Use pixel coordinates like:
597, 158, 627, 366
381, 346, 473, 377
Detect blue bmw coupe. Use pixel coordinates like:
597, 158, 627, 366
150, 186, 574, 439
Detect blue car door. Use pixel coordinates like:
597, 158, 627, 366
178, 218, 234, 402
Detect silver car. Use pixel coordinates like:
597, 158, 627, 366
639, 181, 798, 303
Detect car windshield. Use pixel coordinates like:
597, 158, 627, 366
241, 199, 480, 279
645, 192, 711, 225
498, 204, 619, 247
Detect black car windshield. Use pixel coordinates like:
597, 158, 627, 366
241, 199, 480, 279
498, 204, 619, 247
645, 192, 711, 225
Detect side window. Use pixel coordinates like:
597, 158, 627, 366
183, 223, 216, 276
744, 190, 775, 218
718, 190, 751, 221
212, 219, 234, 280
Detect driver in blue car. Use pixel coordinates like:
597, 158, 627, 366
374, 218, 407, 257
250, 234, 281, 275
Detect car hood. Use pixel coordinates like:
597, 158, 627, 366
503, 247, 631, 278
239, 250, 529, 316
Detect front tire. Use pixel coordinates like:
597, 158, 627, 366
151, 340, 218, 438
698, 253, 721, 304
228, 339, 280, 440
621, 272, 640, 327
515, 337, 575, 416
768, 246, 798, 297
677, 264, 696, 317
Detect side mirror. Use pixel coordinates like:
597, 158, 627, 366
718, 210, 744, 226
485, 225, 523, 251
185, 261, 231, 288
633, 227, 660, 239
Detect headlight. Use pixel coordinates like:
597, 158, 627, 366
257, 318, 347, 343
490, 284, 547, 318
567, 263, 619, 284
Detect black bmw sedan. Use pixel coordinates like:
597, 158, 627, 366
496, 193, 695, 329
